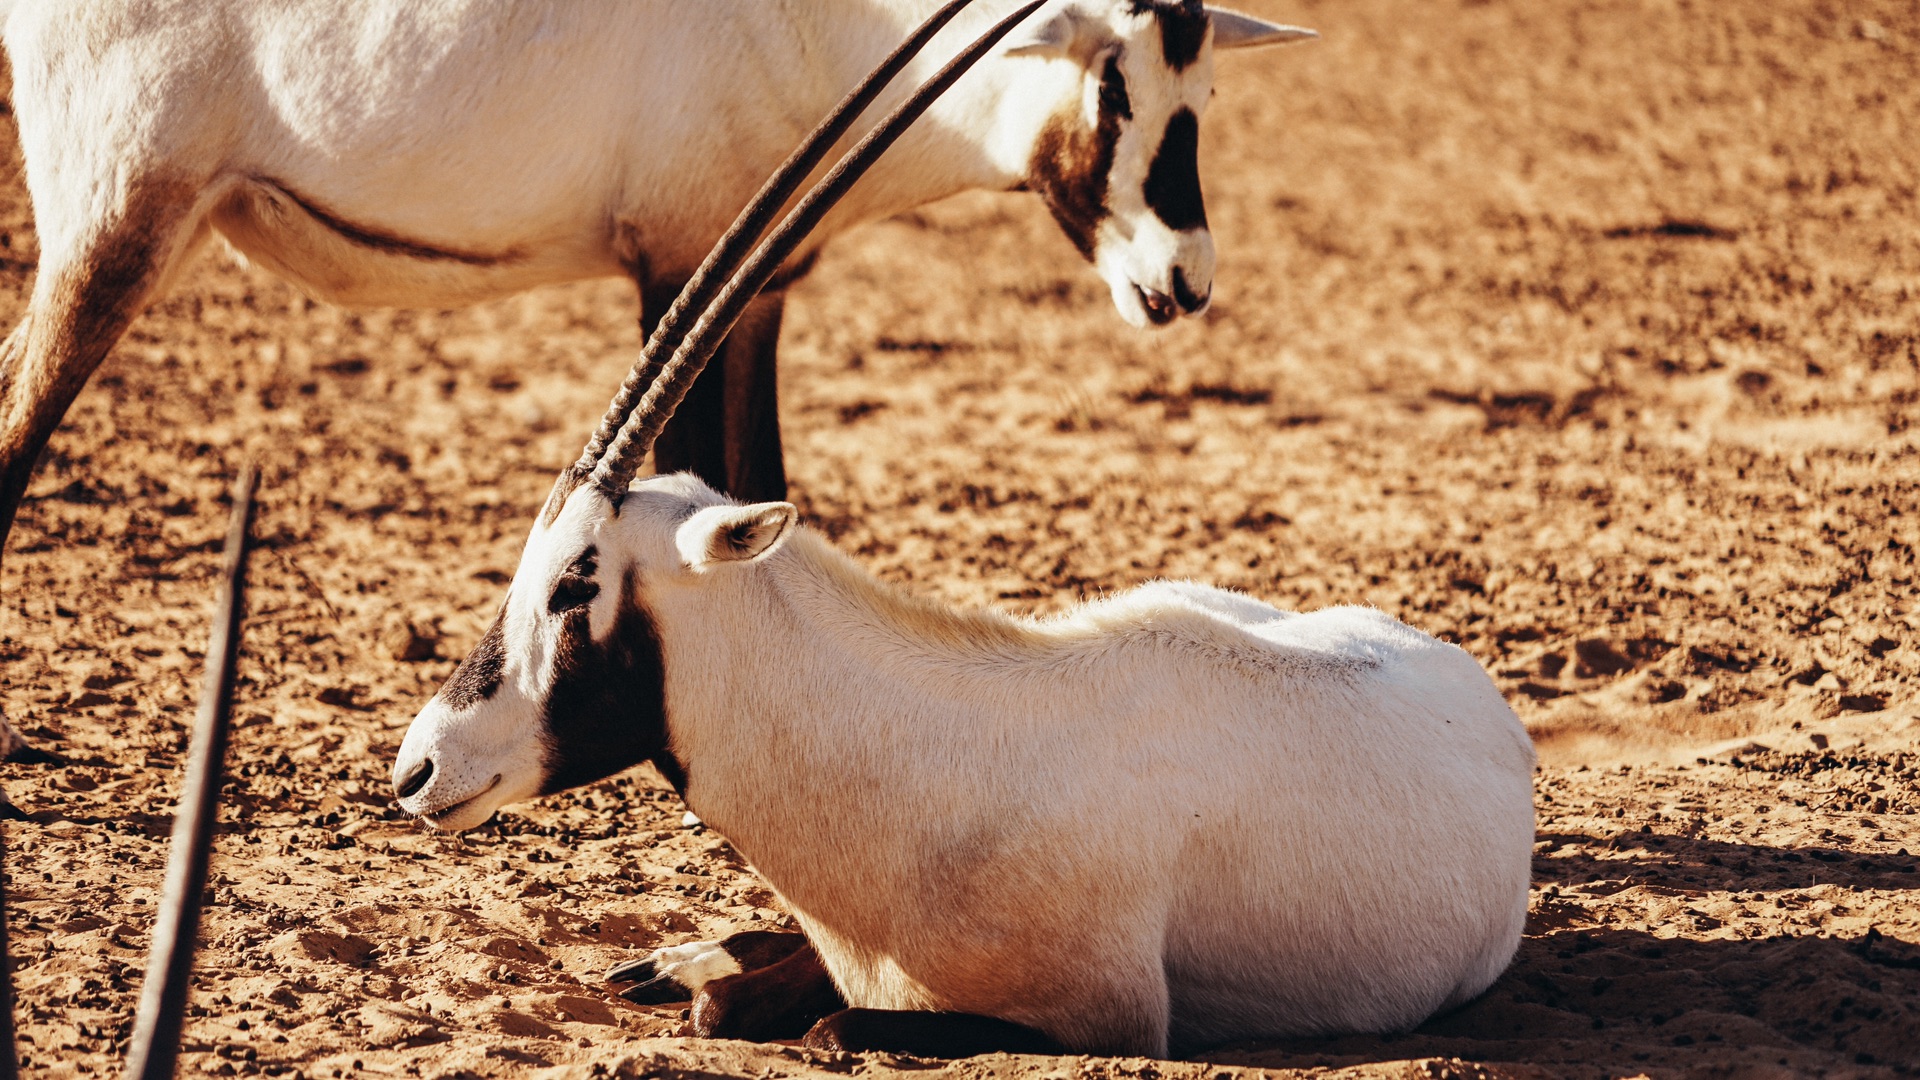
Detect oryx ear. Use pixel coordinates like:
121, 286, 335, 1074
1003, 8, 1102, 64
1206, 8, 1318, 49
677, 502, 798, 569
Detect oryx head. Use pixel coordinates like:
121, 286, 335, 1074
392, 0, 1046, 830
1010, 0, 1314, 327
390, 472, 798, 831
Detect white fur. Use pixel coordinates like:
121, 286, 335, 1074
2, 0, 1307, 331
394, 475, 1536, 1056
644, 940, 744, 992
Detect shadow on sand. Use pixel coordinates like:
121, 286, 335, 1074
1208, 833, 1920, 1078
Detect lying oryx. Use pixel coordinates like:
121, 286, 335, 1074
398, 469, 1536, 1056
391, 12, 1536, 1056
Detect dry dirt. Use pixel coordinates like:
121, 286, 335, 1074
2, 0, 1918, 1077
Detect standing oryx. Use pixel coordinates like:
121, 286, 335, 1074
0, 0, 1311, 762
0, 0, 1311, 538
393, 7, 1534, 1058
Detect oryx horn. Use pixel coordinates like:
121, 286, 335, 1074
569, 0, 984, 491
572, 0, 1047, 499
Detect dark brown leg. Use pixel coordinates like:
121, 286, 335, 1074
0, 180, 198, 561
692, 938, 846, 1041
0, 177, 201, 761
643, 283, 789, 502
717, 289, 788, 503
803, 1008, 1064, 1058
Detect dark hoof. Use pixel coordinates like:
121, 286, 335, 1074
605, 957, 657, 984
0, 799, 28, 822
6, 743, 66, 766
618, 973, 690, 1005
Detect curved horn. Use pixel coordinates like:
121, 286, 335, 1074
590, 0, 1049, 495
559, 0, 984, 504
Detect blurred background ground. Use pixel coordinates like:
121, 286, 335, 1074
0, 0, 1916, 1076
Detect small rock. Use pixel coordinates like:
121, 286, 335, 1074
383, 618, 441, 663
1573, 638, 1635, 678
682, 811, 703, 829
316, 686, 371, 710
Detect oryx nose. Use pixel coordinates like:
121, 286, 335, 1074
1172, 267, 1209, 314
395, 758, 434, 799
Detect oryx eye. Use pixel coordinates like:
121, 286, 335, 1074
549, 575, 600, 614
1098, 54, 1131, 120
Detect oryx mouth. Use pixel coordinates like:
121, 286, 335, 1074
418, 773, 502, 827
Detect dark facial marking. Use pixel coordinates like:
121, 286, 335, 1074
438, 611, 507, 710
538, 571, 682, 795
1097, 54, 1132, 121
1143, 108, 1208, 232
1138, 0, 1209, 71
548, 546, 602, 613
1027, 52, 1130, 261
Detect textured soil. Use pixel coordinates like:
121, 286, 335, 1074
2, 0, 1918, 1078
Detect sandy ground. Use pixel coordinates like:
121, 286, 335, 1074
1, 0, 1918, 1077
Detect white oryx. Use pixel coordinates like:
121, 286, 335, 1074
396, 472, 1536, 1056
0, 0, 1311, 537
0, 0, 1310, 767
391, 12, 1536, 1057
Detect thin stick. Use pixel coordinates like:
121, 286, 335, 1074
0, 812, 15, 1080
124, 464, 259, 1080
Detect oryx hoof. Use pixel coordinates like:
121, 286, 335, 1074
605, 957, 658, 984
617, 973, 691, 1005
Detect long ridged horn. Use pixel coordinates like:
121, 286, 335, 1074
588, 0, 1048, 495
548, 0, 986, 519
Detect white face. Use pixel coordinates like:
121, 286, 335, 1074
1017, 1, 1220, 328
1010, 1, 1314, 327
390, 478, 690, 831
390, 474, 795, 831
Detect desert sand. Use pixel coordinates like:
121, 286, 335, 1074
0, 0, 1916, 1077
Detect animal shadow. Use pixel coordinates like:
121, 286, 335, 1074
1208, 833, 1920, 1077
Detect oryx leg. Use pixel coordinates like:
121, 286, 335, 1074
642, 283, 789, 502
608, 928, 814, 1005
691, 936, 846, 1041
0, 173, 210, 759
802, 1008, 1064, 1058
